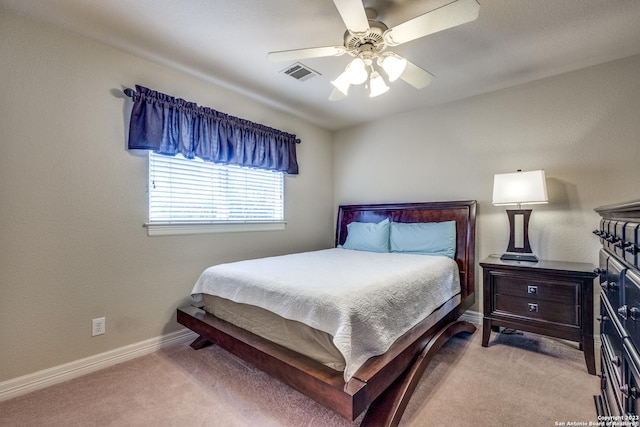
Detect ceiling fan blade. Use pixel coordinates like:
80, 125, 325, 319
399, 60, 434, 89
268, 46, 346, 62
384, 0, 480, 46
328, 87, 347, 101
332, 0, 370, 35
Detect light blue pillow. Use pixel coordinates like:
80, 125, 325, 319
390, 221, 456, 258
341, 218, 390, 253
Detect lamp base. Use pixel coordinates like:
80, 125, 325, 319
500, 253, 539, 263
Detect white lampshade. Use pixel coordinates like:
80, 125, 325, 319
492, 170, 548, 206
381, 54, 407, 82
331, 71, 351, 96
369, 72, 389, 97
345, 57, 368, 85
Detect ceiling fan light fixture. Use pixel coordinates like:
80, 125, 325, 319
345, 57, 368, 85
268, 0, 480, 101
369, 71, 389, 97
380, 54, 407, 82
331, 71, 351, 95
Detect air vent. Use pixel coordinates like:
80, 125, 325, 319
280, 62, 320, 82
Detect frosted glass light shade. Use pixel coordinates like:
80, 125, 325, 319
331, 71, 351, 96
345, 58, 368, 85
369, 72, 389, 97
381, 54, 407, 82
492, 170, 548, 206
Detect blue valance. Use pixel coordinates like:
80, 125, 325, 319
124, 85, 299, 174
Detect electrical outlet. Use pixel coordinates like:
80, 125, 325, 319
92, 317, 106, 336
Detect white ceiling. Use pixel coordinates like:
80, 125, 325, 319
3, 0, 640, 130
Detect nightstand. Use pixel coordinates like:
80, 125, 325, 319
480, 255, 597, 375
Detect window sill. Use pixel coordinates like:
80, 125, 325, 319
144, 221, 285, 236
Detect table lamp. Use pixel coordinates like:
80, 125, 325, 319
492, 169, 548, 262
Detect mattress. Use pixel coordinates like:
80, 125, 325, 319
202, 294, 346, 370
191, 248, 460, 381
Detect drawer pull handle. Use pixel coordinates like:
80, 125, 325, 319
615, 241, 636, 252
594, 267, 606, 275
611, 355, 621, 367
620, 384, 637, 398
601, 281, 618, 291
621, 384, 629, 397
527, 285, 538, 294
617, 305, 638, 320
597, 315, 609, 323
626, 245, 639, 255
528, 303, 539, 313
618, 305, 629, 320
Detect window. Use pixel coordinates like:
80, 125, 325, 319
146, 152, 284, 236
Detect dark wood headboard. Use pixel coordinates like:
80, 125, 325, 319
335, 201, 477, 301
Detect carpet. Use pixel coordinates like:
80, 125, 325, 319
0, 328, 600, 426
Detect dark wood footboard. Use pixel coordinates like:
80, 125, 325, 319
177, 304, 368, 419
178, 298, 475, 422
361, 320, 477, 427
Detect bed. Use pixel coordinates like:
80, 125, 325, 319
177, 200, 477, 426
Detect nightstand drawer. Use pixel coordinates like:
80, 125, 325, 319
494, 294, 579, 325
494, 275, 577, 304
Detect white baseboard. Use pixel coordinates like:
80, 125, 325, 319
460, 309, 482, 325
0, 309, 580, 403
0, 329, 198, 402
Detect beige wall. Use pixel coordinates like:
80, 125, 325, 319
333, 54, 640, 310
3, 5, 640, 385
0, 11, 334, 381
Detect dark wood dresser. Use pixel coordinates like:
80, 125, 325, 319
480, 256, 596, 374
594, 200, 640, 418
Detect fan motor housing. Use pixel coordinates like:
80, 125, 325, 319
343, 20, 388, 53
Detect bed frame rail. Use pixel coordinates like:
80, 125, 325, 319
177, 305, 369, 419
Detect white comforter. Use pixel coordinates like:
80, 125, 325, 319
191, 248, 460, 381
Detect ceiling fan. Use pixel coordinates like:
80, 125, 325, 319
268, 0, 480, 99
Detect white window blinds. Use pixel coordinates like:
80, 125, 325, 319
148, 152, 284, 224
